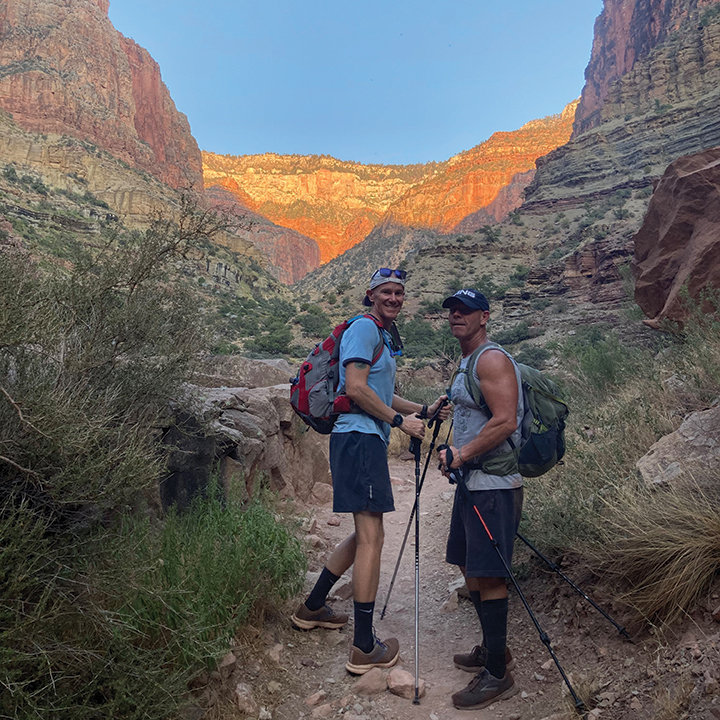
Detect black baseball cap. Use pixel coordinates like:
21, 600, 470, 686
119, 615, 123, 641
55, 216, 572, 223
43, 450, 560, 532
441, 288, 490, 311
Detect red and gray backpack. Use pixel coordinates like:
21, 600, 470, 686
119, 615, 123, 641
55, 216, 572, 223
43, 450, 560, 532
290, 314, 385, 434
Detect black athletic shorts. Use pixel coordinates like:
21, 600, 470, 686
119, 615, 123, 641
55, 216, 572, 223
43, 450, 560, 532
329, 431, 394, 514
445, 486, 523, 578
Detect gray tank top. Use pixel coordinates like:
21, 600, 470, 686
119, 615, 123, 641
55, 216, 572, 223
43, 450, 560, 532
450, 346, 524, 491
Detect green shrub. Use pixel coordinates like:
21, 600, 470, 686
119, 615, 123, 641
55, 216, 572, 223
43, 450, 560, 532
419, 297, 444, 314
514, 344, 550, 369
1, 485, 305, 719
493, 321, 536, 346
480, 225, 501, 243
297, 306, 332, 338
245, 317, 292, 355
3, 165, 18, 183
402, 316, 458, 359
0, 201, 270, 718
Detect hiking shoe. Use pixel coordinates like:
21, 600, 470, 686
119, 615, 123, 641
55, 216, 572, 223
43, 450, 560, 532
453, 645, 516, 673
291, 603, 349, 630
345, 637, 400, 675
452, 668, 518, 710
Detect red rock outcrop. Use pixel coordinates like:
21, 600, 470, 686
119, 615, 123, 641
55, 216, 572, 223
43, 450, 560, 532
632, 147, 720, 327
0, 0, 202, 191
574, 0, 720, 136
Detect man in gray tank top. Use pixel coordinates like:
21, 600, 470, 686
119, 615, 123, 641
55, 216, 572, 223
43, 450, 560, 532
438, 288, 524, 710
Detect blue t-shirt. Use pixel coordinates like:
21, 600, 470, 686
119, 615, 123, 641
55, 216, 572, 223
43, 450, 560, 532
332, 316, 396, 444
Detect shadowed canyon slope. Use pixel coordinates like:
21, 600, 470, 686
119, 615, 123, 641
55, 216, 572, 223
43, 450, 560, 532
0, 0, 202, 191
205, 185, 320, 284
202, 103, 577, 271
525, 0, 720, 209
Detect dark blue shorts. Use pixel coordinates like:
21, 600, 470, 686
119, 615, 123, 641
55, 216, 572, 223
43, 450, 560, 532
330, 431, 394, 514
445, 486, 523, 578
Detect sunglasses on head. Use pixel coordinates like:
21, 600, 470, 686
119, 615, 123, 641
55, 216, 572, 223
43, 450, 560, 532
375, 268, 407, 280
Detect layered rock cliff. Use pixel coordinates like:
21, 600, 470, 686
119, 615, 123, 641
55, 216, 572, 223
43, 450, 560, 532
203, 153, 441, 264
382, 102, 578, 232
0, 0, 202, 191
574, 0, 720, 136
525, 0, 720, 209
204, 103, 576, 271
632, 147, 720, 327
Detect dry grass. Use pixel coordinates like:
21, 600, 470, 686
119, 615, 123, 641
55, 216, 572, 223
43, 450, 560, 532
590, 477, 720, 626
651, 677, 694, 720
561, 672, 601, 715
387, 423, 453, 457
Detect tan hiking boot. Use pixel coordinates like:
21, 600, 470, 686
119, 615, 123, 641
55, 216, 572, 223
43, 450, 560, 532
291, 603, 349, 630
345, 637, 400, 675
453, 645, 516, 673
452, 668, 518, 710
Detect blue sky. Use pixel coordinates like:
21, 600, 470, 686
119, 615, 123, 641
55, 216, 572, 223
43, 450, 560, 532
108, 0, 603, 165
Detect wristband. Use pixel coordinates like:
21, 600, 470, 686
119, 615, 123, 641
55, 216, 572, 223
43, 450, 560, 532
457, 447, 464, 464
419, 404, 428, 420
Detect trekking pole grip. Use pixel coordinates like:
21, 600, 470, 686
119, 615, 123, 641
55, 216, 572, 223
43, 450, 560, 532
428, 398, 448, 429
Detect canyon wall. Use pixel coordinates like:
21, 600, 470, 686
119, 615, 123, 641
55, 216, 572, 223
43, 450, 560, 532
574, 0, 720, 135
203, 153, 441, 264
382, 102, 578, 232
204, 103, 576, 270
525, 0, 720, 209
205, 186, 320, 284
0, 0, 202, 191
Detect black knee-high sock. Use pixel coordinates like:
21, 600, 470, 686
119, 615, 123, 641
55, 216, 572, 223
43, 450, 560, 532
305, 567, 341, 611
469, 590, 485, 646
353, 601, 375, 653
479, 597, 508, 678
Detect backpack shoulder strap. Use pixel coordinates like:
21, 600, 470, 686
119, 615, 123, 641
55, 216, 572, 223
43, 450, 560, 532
346, 314, 385, 365
452, 342, 502, 412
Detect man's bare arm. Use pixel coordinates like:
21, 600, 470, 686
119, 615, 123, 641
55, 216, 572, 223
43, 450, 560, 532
345, 362, 425, 438
442, 351, 518, 469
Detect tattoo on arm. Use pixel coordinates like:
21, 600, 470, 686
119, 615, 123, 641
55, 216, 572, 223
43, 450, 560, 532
354, 362, 368, 370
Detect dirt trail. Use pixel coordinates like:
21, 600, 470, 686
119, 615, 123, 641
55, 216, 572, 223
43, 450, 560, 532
239, 457, 720, 720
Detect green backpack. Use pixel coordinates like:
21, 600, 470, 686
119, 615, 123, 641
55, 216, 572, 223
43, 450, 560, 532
450, 342, 569, 478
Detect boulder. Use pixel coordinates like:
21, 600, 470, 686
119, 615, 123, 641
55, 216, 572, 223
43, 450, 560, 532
633, 147, 720, 328
636, 406, 720, 491
193, 356, 294, 389
352, 667, 387, 695
161, 382, 331, 509
387, 668, 426, 699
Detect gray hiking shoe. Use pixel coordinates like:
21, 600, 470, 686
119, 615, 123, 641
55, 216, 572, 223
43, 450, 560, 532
452, 668, 518, 710
291, 603, 349, 630
453, 645, 516, 673
345, 636, 400, 675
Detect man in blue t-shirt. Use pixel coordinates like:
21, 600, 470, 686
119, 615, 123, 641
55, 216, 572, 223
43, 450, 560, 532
292, 268, 449, 675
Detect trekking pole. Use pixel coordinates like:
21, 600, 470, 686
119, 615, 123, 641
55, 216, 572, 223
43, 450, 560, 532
380, 406, 451, 620
516, 532, 632, 641
410, 435, 422, 705
441, 448, 588, 718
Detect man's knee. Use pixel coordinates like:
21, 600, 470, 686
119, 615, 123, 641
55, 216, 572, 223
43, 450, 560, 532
476, 576, 507, 600
354, 512, 384, 550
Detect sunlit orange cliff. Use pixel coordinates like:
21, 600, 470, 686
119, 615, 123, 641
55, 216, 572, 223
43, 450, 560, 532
202, 101, 577, 268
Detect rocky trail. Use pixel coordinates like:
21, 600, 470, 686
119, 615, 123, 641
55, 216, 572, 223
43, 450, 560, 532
207, 458, 720, 720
